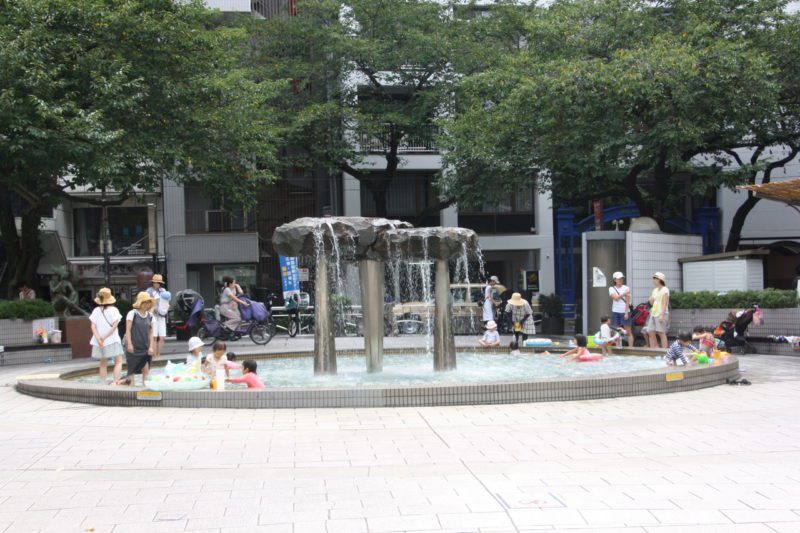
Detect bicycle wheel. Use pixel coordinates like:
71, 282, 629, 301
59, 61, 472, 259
288, 318, 299, 338
249, 323, 273, 345
197, 326, 216, 346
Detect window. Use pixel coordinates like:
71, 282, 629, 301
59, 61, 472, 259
360, 172, 439, 226
73, 207, 149, 256
459, 188, 536, 234
184, 184, 256, 234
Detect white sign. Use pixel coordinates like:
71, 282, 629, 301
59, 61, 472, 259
298, 268, 309, 282
592, 267, 607, 288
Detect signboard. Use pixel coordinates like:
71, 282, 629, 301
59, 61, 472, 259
298, 268, 309, 282
525, 270, 540, 293
136, 391, 163, 401
279, 256, 300, 299
665, 372, 684, 382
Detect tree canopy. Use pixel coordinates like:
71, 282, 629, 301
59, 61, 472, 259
441, 0, 800, 241
0, 0, 283, 294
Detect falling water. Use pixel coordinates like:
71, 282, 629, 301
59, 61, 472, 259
419, 234, 433, 357
323, 219, 351, 335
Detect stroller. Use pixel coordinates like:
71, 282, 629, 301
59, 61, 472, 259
171, 289, 205, 339
715, 305, 759, 352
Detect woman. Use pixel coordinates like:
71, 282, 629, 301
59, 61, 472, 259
115, 291, 155, 386
89, 287, 124, 383
505, 292, 536, 346
482, 276, 499, 326
647, 272, 670, 349
608, 272, 633, 347
219, 275, 249, 331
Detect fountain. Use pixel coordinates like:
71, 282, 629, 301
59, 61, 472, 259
272, 217, 478, 374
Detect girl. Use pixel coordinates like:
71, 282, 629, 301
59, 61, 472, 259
561, 334, 602, 362
226, 360, 265, 389
478, 320, 501, 347
115, 292, 155, 386
219, 275, 249, 331
203, 340, 230, 378
504, 292, 536, 347
692, 326, 715, 357
89, 287, 124, 383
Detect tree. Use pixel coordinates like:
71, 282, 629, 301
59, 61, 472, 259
252, 0, 470, 219
0, 0, 282, 296
441, 0, 789, 228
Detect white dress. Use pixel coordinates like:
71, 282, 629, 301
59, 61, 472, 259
482, 285, 494, 321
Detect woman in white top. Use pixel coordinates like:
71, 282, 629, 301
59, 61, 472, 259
608, 272, 633, 347
482, 276, 499, 325
89, 288, 124, 383
219, 275, 249, 331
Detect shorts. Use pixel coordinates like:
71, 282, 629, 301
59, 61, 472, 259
611, 311, 631, 327
91, 342, 124, 360
646, 314, 669, 333
125, 354, 150, 376
152, 316, 167, 338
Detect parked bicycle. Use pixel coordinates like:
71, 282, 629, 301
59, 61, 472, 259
197, 296, 274, 345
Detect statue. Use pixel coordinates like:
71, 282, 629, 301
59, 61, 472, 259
49, 265, 88, 318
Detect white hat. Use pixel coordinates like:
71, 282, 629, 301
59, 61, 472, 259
653, 272, 667, 282
489, 275, 499, 283
486, 320, 497, 330
187, 337, 204, 351
612, 271, 625, 280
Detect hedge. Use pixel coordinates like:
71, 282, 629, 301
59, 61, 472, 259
671, 289, 798, 310
0, 299, 56, 320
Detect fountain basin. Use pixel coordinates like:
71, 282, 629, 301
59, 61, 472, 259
16, 349, 739, 408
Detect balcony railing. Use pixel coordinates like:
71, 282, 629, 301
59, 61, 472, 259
357, 124, 441, 154
185, 209, 255, 234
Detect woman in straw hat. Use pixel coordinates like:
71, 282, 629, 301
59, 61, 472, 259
89, 288, 124, 383
146, 273, 169, 360
114, 291, 156, 386
504, 292, 536, 348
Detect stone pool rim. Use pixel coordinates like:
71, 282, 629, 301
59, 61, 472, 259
15, 348, 740, 408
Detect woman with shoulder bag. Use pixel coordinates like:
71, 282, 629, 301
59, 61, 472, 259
114, 292, 155, 386
89, 288, 124, 384
608, 272, 634, 347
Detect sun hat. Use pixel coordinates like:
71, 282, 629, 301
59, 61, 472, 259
486, 320, 497, 330
94, 287, 116, 305
653, 272, 667, 282
187, 337, 204, 351
612, 271, 625, 280
489, 275, 499, 283
151, 274, 164, 284
132, 291, 155, 309
508, 292, 526, 306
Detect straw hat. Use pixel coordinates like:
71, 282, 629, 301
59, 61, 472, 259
94, 287, 116, 305
132, 291, 155, 309
151, 274, 164, 285
508, 292, 526, 306
653, 272, 667, 283
486, 320, 497, 330
187, 337, 204, 351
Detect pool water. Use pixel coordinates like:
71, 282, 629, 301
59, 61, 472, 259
77, 352, 664, 389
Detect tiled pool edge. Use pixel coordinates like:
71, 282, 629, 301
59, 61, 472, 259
16, 358, 739, 408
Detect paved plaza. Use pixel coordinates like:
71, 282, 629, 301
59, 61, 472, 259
1, 343, 799, 533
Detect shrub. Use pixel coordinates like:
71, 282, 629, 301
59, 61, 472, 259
0, 299, 56, 320
539, 293, 564, 318
671, 289, 798, 309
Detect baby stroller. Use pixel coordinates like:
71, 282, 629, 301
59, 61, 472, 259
715, 306, 758, 352
171, 289, 205, 339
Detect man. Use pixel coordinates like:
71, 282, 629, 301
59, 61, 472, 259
146, 274, 169, 359
18, 283, 36, 300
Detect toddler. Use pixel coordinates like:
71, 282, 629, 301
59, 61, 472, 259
692, 326, 715, 356
509, 341, 521, 356
203, 340, 230, 378
224, 352, 242, 371
597, 315, 621, 356
226, 360, 265, 389
665, 331, 692, 366
479, 320, 501, 347
186, 336, 204, 371
561, 334, 593, 361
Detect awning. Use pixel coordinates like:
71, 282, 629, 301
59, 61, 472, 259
37, 231, 67, 275
740, 178, 800, 206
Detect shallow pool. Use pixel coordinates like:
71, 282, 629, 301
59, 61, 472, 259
77, 352, 664, 389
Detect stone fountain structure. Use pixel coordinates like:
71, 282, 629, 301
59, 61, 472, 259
272, 217, 478, 375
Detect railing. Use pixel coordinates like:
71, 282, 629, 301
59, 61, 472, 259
185, 209, 255, 234
357, 124, 441, 153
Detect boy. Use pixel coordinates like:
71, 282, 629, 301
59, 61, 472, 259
226, 360, 265, 389
665, 331, 692, 366
478, 320, 501, 347
597, 315, 621, 356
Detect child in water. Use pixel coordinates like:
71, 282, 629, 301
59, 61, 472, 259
665, 331, 692, 366
226, 360, 265, 389
561, 334, 600, 361
203, 340, 230, 378
597, 315, 621, 356
509, 341, 521, 356
692, 326, 715, 357
186, 336, 204, 371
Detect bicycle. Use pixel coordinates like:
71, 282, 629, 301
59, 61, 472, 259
197, 307, 275, 346
270, 309, 314, 337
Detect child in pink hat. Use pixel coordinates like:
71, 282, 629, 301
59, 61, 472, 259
478, 320, 501, 347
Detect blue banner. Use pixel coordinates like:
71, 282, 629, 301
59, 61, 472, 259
279, 256, 300, 299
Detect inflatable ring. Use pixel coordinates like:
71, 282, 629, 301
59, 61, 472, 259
577, 353, 603, 362
524, 338, 553, 347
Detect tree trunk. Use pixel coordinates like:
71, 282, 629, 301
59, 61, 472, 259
725, 194, 759, 252
0, 189, 20, 298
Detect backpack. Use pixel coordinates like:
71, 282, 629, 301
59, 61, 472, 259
632, 303, 650, 327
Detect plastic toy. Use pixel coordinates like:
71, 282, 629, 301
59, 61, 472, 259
145, 360, 209, 391
523, 338, 554, 347
694, 352, 709, 364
